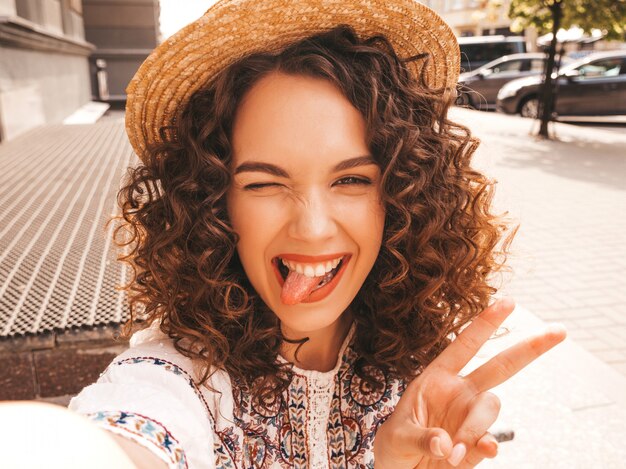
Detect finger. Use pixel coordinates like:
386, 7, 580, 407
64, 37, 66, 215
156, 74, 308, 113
454, 433, 498, 468
462, 451, 486, 468
381, 421, 454, 462
466, 323, 567, 392
476, 432, 499, 458
419, 427, 453, 460
428, 298, 515, 375
451, 392, 500, 458
458, 433, 498, 469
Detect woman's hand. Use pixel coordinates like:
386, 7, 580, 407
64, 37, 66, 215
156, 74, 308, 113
374, 298, 566, 468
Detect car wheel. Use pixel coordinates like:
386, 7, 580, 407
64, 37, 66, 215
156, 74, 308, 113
455, 92, 473, 108
519, 97, 539, 118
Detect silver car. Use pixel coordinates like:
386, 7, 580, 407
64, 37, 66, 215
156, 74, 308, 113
456, 53, 550, 110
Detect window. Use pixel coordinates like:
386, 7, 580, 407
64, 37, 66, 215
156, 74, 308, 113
577, 58, 622, 79
529, 59, 545, 72
460, 42, 524, 65
491, 60, 523, 74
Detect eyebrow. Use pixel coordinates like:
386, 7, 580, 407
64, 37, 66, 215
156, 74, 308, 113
233, 155, 377, 177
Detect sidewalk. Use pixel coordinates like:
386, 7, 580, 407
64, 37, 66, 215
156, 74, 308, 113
471, 305, 626, 468
451, 108, 626, 465
451, 107, 626, 378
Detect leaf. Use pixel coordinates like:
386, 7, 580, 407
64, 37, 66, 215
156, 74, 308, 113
508, 0, 626, 39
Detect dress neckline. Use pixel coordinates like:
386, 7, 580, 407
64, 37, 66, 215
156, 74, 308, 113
276, 322, 356, 382
130, 320, 357, 384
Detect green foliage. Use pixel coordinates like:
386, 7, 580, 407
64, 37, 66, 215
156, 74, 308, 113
508, 0, 626, 40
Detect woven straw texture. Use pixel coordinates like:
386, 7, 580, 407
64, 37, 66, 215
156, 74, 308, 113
125, 0, 460, 158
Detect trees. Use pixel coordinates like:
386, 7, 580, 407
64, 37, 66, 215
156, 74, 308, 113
507, 0, 626, 138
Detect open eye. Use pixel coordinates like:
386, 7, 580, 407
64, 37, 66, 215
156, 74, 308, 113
334, 176, 371, 186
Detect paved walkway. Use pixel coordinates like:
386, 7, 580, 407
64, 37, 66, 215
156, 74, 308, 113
472, 305, 626, 468
451, 107, 626, 378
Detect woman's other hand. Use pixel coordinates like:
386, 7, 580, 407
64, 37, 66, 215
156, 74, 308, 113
374, 298, 566, 468
0, 401, 166, 468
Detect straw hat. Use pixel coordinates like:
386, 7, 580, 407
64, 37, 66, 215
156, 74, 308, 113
125, 0, 460, 158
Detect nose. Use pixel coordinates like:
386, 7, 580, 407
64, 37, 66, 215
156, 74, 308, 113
286, 187, 339, 242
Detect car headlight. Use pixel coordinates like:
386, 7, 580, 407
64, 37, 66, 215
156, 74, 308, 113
497, 84, 519, 100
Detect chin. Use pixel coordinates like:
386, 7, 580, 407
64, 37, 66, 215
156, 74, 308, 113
267, 294, 355, 336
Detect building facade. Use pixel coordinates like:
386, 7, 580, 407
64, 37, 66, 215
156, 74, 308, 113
0, 0, 93, 141
82, 0, 160, 102
0, 0, 160, 142
425, 0, 517, 37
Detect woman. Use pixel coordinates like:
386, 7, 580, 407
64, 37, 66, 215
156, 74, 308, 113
2, 1, 565, 468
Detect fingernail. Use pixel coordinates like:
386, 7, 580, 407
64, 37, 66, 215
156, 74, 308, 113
448, 443, 466, 467
430, 436, 444, 458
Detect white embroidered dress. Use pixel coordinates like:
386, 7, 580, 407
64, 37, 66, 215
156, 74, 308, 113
69, 323, 406, 469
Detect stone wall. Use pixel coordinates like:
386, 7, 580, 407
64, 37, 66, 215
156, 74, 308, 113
0, 325, 129, 402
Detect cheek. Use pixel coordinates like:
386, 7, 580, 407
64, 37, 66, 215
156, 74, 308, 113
338, 194, 385, 240
227, 193, 283, 258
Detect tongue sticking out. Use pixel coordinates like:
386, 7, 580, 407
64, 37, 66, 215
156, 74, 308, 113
280, 270, 324, 305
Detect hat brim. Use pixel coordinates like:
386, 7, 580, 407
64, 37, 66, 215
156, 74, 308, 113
125, 0, 460, 157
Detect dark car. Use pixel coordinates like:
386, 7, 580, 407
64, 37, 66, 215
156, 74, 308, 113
456, 53, 549, 110
496, 51, 626, 118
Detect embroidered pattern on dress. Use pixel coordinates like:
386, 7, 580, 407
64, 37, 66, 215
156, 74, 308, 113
327, 382, 347, 467
106, 357, 235, 466
112, 332, 408, 468
286, 375, 310, 469
87, 410, 187, 469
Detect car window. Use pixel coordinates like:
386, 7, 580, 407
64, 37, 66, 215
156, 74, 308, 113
529, 59, 545, 72
576, 58, 622, 79
491, 59, 523, 74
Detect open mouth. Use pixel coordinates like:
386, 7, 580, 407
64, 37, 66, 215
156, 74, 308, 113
272, 254, 352, 305
275, 256, 346, 292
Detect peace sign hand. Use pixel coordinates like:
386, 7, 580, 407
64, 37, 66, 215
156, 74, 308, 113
373, 298, 566, 469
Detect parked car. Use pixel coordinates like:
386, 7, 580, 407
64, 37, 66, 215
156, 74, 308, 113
496, 51, 626, 118
458, 35, 526, 72
456, 53, 550, 110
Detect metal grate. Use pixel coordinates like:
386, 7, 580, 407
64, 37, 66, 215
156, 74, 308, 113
0, 119, 138, 337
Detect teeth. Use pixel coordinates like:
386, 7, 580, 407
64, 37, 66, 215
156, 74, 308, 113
279, 256, 343, 278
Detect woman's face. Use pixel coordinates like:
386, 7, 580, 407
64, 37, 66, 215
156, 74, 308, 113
226, 72, 385, 335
